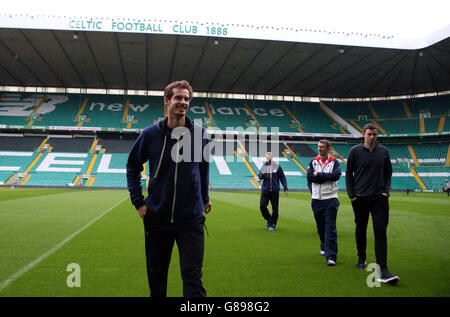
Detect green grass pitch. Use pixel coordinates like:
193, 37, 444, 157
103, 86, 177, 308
0, 187, 448, 297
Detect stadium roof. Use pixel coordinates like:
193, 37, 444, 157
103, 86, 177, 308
0, 0, 449, 98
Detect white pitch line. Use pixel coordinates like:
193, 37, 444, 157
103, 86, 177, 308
0, 196, 129, 293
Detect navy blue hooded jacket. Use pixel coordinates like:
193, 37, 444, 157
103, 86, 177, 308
258, 162, 288, 193
126, 116, 210, 224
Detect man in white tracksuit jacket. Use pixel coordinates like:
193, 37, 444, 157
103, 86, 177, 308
307, 140, 341, 266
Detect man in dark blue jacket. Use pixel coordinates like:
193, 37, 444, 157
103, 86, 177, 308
258, 152, 288, 231
127, 80, 212, 297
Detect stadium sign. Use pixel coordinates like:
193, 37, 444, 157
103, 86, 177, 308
2, 13, 446, 49
1, 14, 230, 39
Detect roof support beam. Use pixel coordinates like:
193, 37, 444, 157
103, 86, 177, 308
410, 52, 418, 94
427, 49, 450, 74
207, 39, 240, 92
0, 39, 42, 85
385, 67, 404, 96
190, 38, 209, 86
285, 46, 349, 95
249, 42, 297, 92
51, 31, 86, 88
364, 54, 408, 96
113, 33, 128, 90
226, 41, 268, 93
146, 34, 150, 91
19, 30, 65, 86
83, 33, 107, 89
324, 51, 403, 97
167, 36, 179, 85
0, 63, 23, 85
426, 64, 438, 93
303, 49, 376, 96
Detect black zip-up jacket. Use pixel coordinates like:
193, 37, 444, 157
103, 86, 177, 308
345, 143, 392, 198
126, 116, 210, 224
258, 162, 288, 193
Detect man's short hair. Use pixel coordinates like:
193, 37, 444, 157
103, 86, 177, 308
362, 123, 378, 134
318, 139, 331, 148
164, 80, 193, 101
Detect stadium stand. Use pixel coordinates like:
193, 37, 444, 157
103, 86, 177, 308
325, 95, 450, 136
210, 155, 256, 189
412, 143, 448, 165
25, 172, 79, 186
0, 92, 350, 135
0, 136, 448, 190
46, 137, 93, 153
0, 91, 449, 190
0, 135, 45, 151
97, 136, 136, 154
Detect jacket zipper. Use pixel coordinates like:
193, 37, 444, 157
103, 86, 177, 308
269, 163, 272, 191
171, 135, 181, 223
319, 183, 322, 199
154, 135, 167, 179
318, 158, 329, 199
318, 160, 323, 199
317, 158, 334, 200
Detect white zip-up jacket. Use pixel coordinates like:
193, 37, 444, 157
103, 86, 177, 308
306, 155, 341, 200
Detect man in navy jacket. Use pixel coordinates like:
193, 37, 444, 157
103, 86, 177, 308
258, 152, 288, 231
127, 80, 212, 297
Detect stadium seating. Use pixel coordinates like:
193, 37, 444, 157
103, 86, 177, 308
46, 137, 93, 153
25, 172, 78, 186
325, 95, 450, 135
210, 155, 255, 189
1, 92, 449, 137
0, 136, 45, 151
412, 143, 448, 165
0, 136, 448, 190
1, 91, 449, 190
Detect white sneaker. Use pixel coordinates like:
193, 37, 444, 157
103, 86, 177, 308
327, 260, 336, 266
377, 268, 399, 284
320, 250, 325, 256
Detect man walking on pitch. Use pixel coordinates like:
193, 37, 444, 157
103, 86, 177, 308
127, 80, 212, 297
346, 123, 399, 284
258, 152, 288, 231
307, 139, 341, 266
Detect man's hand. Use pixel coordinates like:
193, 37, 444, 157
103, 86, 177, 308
203, 201, 212, 214
285, 190, 288, 197
313, 171, 318, 176
350, 197, 357, 202
138, 205, 147, 220
382, 193, 389, 197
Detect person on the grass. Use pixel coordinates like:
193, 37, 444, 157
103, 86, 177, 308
307, 139, 341, 266
258, 152, 288, 231
346, 123, 399, 284
127, 80, 212, 297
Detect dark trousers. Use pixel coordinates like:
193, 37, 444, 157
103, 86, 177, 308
144, 220, 206, 297
260, 191, 279, 227
351, 195, 389, 269
312, 198, 339, 261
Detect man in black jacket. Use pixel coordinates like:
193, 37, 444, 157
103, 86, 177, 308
258, 152, 288, 231
346, 123, 399, 284
127, 80, 212, 297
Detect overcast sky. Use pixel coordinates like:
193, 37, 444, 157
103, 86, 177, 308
2, 0, 449, 38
